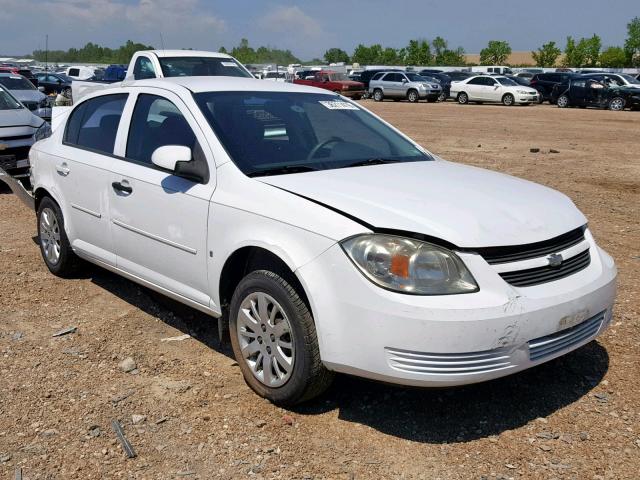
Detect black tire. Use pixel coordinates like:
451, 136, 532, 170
438, 92, 447, 102
557, 94, 570, 108
373, 89, 384, 102
407, 89, 419, 103
457, 92, 469, 104
229, 270, 333, 406
37, 196, 82, 277
502, 93, 515, 106
608, 97, 625, 111
426, 97, 438, 103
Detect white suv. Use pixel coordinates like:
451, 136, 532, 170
30, 77, 617, 405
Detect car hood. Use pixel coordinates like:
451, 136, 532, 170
259, 160, 586, 248
0, 108, 43, 129
10, 89, 45, 103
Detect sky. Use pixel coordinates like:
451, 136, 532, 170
0, 0, 637, 59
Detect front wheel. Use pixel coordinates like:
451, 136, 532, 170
373, 89, 384, 102
229, 270, 333, 406
438, 92, 447, 102
457, 92, 469, 104
557, 94, 570, 108
502, 93, 515, 106
407, 89, 419, 103
608, 97, 625, 111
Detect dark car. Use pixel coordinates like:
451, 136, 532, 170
529, 72, 580, 103
419, 70, 451, 101
551, 78, 640, 111
445, 71, 474, 82
503, 74, 532, 87
359, 68, 403, 98
33, 72, 72, 95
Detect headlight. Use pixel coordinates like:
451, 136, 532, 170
341, 234, 479, 295
418, 84, 426, 89
34, 122, 52, 142
517, 90, 532, 95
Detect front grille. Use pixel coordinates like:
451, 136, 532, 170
499, 249, 591, 287
476, 227, 586, 265
385, 347, 514, 376
0, 134, 33, 142
528, 311, 605, 362
0, 145, 31, 160
22, 101, 38, 111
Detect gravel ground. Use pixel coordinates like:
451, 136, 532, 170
1, 101, 638, 479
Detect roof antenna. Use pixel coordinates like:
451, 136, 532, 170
159, 32, 165, 53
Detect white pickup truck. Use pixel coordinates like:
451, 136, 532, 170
70, 49, 253, 103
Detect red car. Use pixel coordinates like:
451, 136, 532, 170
294, 70, 364, 99
0, 66, 38, 87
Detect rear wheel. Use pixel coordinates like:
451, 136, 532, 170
373, 89, 384, 102
438, 91, 447, 102
229, 270, 333, 406
37, 197, 82, 277
502, 93, 515, 106
608, 97, 625, 111
407, 89, 419, 103
457, 92, 469, 104
557, 94, 570, 108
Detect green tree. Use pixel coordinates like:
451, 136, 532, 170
580, 34, 601, 67
218, 46, 228, 54
563, 36, 585, 67
352, 44, 383, 64
432, 36, 447, 60
625, 16, 640, 67
599, 46, 627, 68
479, 40, 512, 65
531, 41, 561, 67
438, 47, 466, 66
324, 48, 350, 64
403, 39, 432, 66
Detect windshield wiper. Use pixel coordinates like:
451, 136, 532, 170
341, 158, 403, 168
246, 164, 320, 177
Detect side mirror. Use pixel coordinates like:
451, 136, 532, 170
402, 78, 408, 83
38, 86, 46, 92
151, 145, 191, 172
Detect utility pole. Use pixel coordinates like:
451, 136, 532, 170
45, 34, 48, 72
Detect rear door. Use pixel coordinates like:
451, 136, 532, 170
465, 77, 487, 100
57, 93, 128, 265
109, 89, 216, 307
384, 73, 403, 97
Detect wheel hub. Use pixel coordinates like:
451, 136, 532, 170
40, 207, 61, 265
236, 292, 295, 387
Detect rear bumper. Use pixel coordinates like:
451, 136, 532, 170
297, 237, 617, 387
340, 90, 365, 98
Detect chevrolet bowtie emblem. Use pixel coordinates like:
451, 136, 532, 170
547, 253, 563, 267
0, 143, 8, 151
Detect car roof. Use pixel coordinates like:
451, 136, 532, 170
143, 50, 234, 60
101, 76, 329, 96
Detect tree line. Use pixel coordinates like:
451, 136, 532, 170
29, 17, 640, 68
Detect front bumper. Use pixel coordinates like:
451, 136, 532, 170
297, 233, 617, 387
516, 95, 539, 104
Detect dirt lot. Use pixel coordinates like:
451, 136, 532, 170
1, 101, 639, 480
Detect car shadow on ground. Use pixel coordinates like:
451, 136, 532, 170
87, 266, 236, 361
83, 264, 608, 444
294, 341, 609, 443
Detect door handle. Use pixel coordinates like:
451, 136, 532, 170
112, 180, 132, 194
55, 162, 70, 176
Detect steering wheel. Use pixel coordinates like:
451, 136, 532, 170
306, 136, 345, 161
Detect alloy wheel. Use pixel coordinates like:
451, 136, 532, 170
236, 292, 295, 388
609, 98, 625, 111
40, 207, 61, 265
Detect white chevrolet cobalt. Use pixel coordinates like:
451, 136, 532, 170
30, 78, 616, 405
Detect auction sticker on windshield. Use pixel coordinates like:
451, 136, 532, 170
319, 100, 360, 110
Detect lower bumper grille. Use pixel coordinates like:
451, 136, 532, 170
385, 347, 514, 376
528, 311, 605, 362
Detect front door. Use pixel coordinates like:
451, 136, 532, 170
109, 91, 215, 307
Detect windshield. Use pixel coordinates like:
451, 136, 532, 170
620, 74, 640, 85
405, 73, 427, 82
194, 92, 431, 176
496, 77, 518, 86
265, 72, 285, 78
159, 57, 252, 78
0, 88, 23, 110
0, 75, 35, 90
327, 73, 348, 81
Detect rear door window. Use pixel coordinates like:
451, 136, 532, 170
64, 94, 128, 155
133, 56, 156, 80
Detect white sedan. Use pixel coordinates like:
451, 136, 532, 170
30, 77, 616, 405
450, 75, 540, 105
